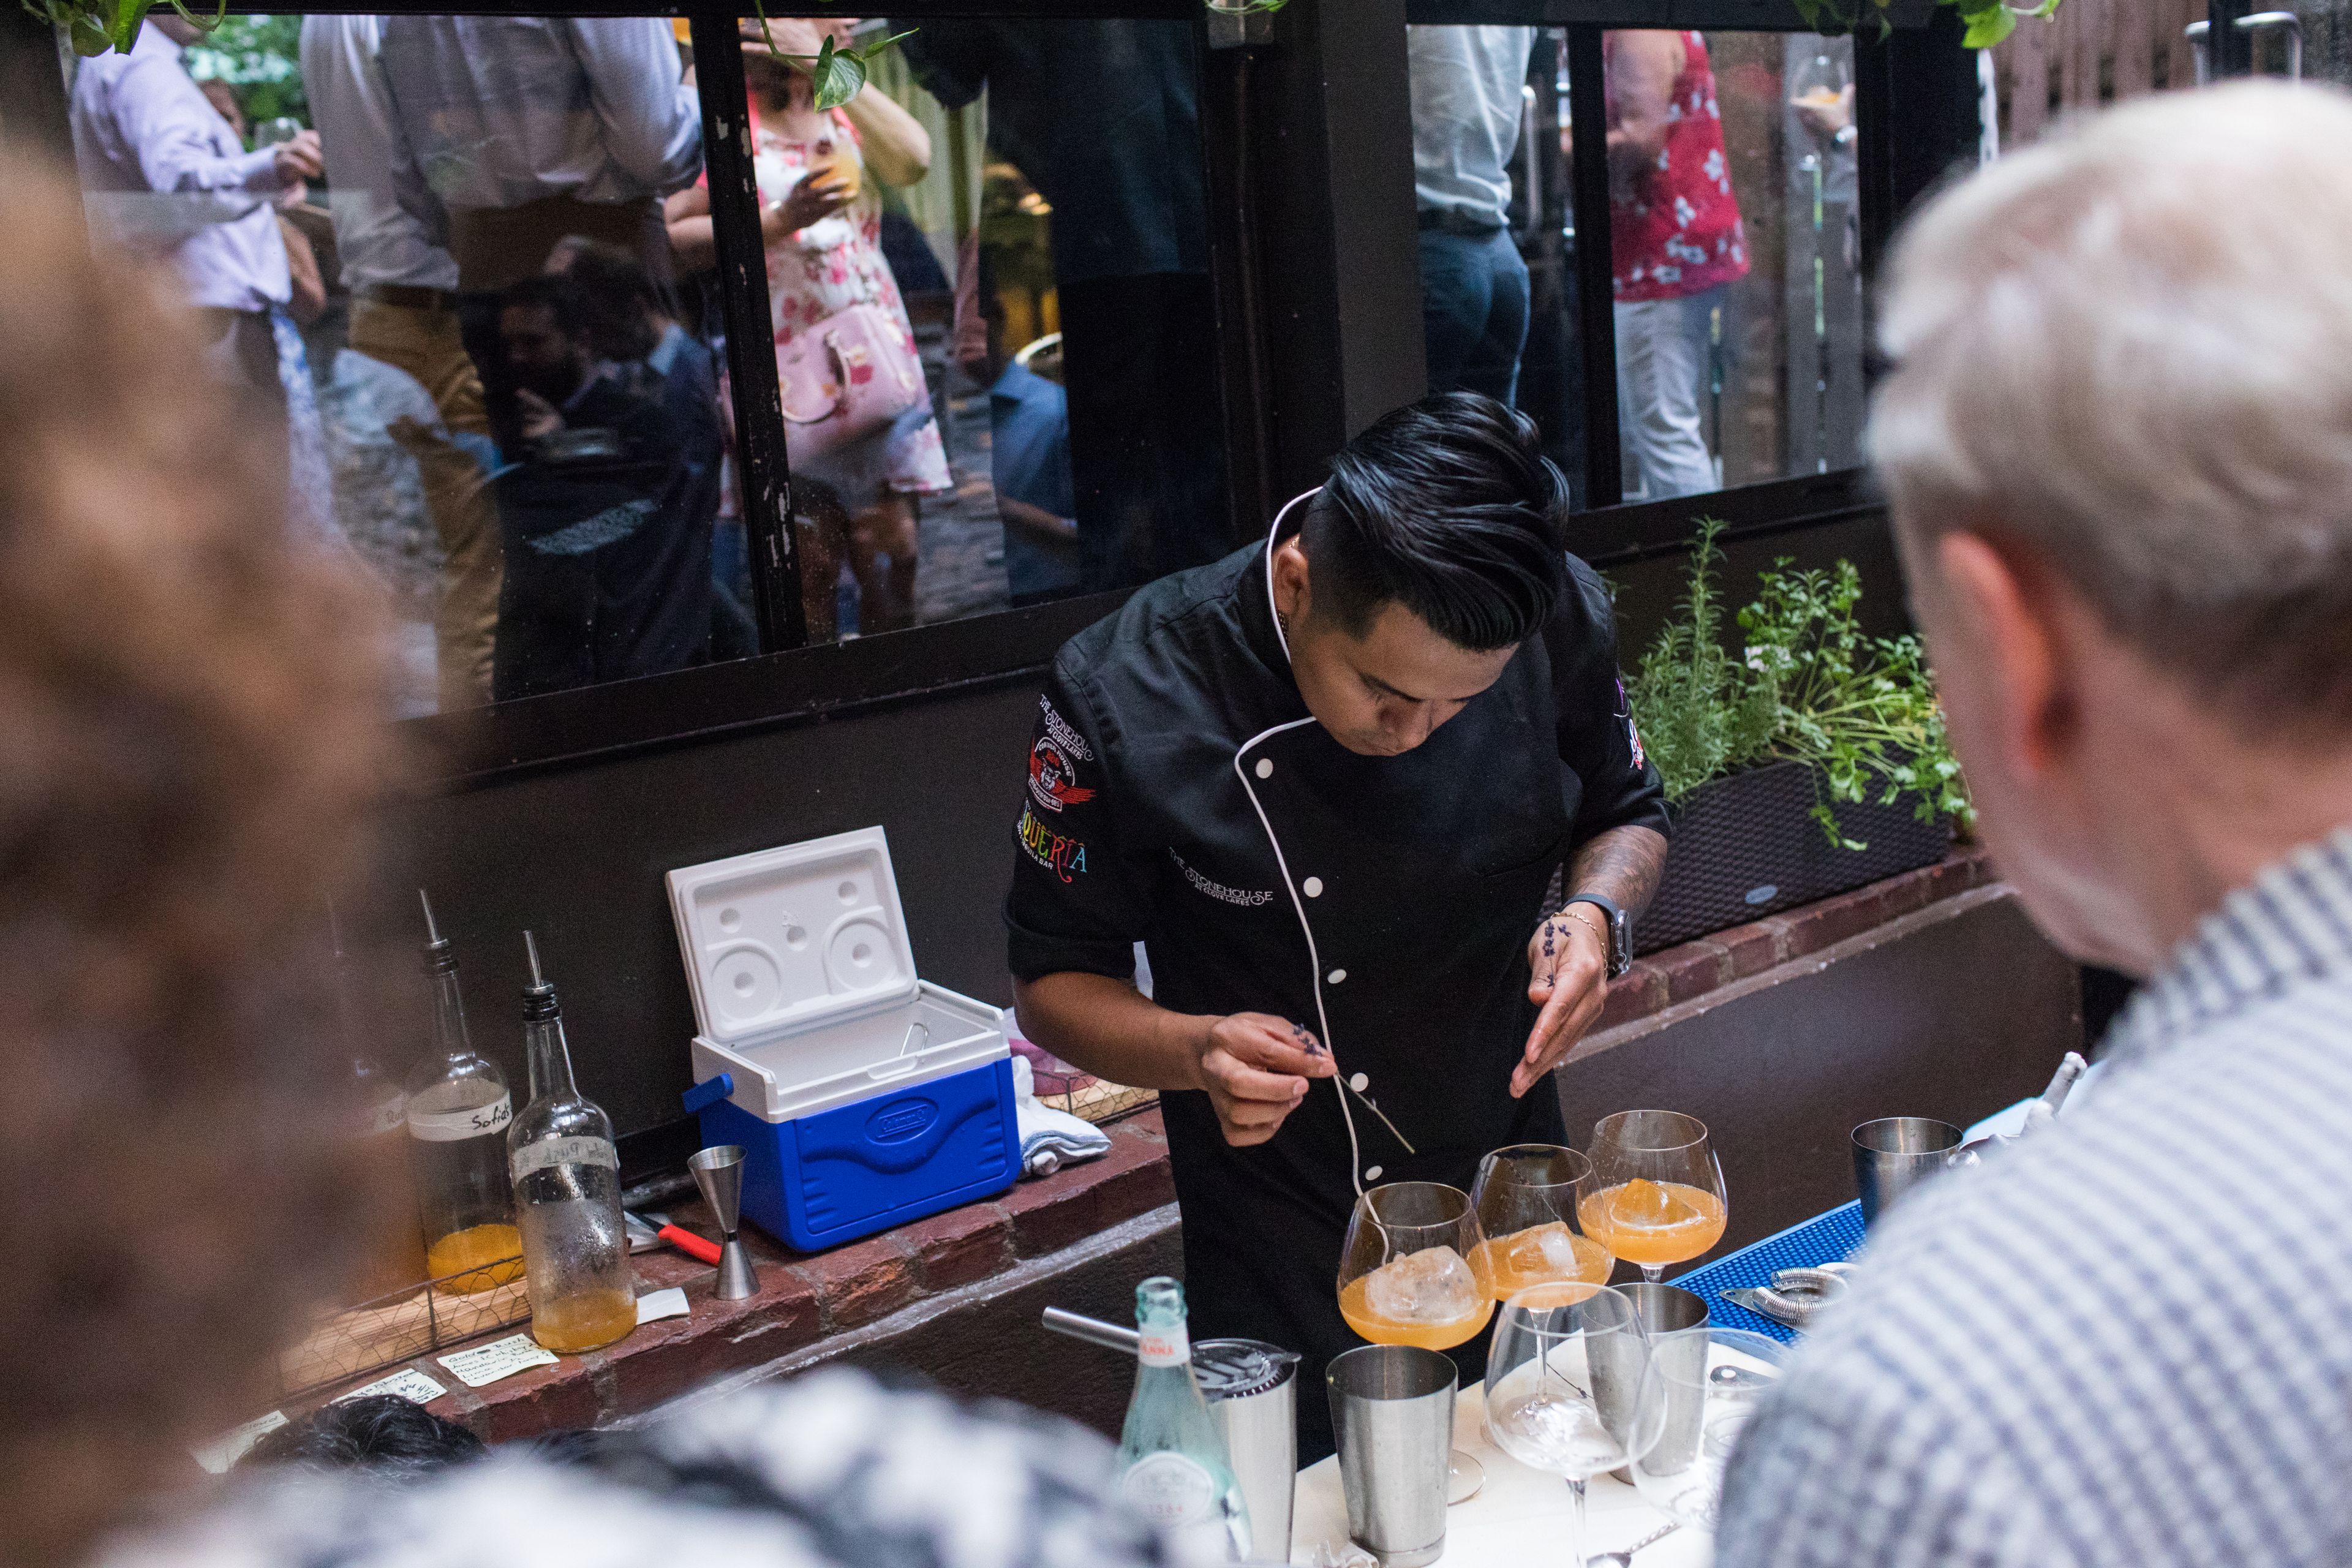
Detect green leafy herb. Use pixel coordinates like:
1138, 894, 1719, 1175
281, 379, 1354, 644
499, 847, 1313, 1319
1626, 518, 1972, 848
24, 0, 221, 58
745, 12, 915, 112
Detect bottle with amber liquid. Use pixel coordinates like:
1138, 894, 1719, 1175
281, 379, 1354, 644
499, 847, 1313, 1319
508, 932, 636, 1354
407, 892, 521, 1294
333, 911, 429, 1301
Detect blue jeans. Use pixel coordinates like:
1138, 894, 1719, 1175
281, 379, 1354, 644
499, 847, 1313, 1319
1419, 225, 1531, 405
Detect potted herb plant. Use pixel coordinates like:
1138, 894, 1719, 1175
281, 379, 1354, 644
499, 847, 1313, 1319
1626, 519, 1970, 954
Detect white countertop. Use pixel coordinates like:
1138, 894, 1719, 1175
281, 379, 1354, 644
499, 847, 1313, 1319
1291, 1351, 1766, 1568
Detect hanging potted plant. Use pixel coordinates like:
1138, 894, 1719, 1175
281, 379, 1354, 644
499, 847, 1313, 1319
1626, 519, 1970, 954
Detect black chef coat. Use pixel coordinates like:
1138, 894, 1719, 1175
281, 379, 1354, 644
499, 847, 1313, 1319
1005, 537, 1667, 1460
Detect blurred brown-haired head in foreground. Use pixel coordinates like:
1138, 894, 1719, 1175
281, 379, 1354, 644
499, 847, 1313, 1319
0, 154, 399, 1565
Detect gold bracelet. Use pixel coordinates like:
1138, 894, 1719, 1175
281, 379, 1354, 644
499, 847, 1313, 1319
1556, 905, 1607, 952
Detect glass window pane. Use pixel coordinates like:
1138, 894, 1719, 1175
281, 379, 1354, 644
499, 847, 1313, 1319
1407, 26, 1591, 503
1604, 29, 1866, 500
739, 17, 1232, 641
70, 13, 750, 715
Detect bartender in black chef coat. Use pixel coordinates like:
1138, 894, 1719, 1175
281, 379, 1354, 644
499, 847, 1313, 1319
1005, 394, 1669, 1458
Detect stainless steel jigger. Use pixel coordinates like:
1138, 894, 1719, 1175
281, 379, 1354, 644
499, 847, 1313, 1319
688, 1145, 759, 1300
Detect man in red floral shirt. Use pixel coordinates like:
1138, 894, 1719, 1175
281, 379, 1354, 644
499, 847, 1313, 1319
1603, 30, 1750, 500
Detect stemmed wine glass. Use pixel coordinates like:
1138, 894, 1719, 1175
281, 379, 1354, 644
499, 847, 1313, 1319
1627, 1327, 1790, 1531
1337, 1181, 1494, 1503
1577, 1110, 1729, 1283
1484, 1282, 1666, 1567
1469, 1144, 1614, 1295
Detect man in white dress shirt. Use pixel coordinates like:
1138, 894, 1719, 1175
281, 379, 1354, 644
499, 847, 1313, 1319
301, 15, 500, 710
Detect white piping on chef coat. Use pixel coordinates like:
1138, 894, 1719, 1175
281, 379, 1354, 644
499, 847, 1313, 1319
1233, 488, 1415, 1199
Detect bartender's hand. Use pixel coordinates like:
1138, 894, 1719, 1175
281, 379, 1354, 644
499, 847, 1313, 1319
1514, 910, 1611, 1098
1196, 1012, 1336, 1147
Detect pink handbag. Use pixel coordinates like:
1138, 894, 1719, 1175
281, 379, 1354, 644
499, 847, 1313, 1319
775, 303, 929, 463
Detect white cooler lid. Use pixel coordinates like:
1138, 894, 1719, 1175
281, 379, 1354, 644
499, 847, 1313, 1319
666, 826, 920, 1046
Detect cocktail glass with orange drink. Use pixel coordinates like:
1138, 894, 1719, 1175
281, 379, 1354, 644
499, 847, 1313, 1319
1337, 1180, 1494, 1502
1577, 1110, 1728, 1284
1469, 1144, 1615, 1297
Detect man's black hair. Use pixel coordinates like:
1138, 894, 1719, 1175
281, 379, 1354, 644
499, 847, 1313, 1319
242, 1395, 488, 1480
1300, 391, 1569, 651
548, 235, 663, 363
501, 273, 595, 346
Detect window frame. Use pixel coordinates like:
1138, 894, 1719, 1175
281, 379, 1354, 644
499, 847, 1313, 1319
62, 0, 1954, 789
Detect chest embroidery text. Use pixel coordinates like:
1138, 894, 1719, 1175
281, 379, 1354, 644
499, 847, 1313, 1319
1169, 848, 1274, 908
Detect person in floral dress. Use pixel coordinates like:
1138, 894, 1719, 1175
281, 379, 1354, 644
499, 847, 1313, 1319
1603, 29, 1751, 501
671, 21, 947, 633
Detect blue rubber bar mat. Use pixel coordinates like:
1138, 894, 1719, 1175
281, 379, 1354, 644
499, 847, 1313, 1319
1668, 1201, 1866, 1342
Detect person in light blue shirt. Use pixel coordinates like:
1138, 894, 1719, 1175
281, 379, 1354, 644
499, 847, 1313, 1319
1716, 83, 2352, 1568
1408, 26, 1536, 404
990, 345, 1080, 605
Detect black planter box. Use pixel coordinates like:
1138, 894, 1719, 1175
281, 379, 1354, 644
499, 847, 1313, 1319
1638, 758, 1953, 955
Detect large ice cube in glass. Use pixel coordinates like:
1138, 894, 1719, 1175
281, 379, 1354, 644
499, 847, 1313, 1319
1363, 1244, 1480, 1323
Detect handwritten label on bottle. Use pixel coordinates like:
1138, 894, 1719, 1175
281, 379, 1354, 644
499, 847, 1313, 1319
1120, 1452, 1216, 1526
1137, 1323, 1190, 1367
407, 1093, 511, 1143
510, 1134, 620, 1183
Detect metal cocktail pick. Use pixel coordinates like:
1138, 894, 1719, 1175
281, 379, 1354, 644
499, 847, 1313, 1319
688, 1144, 758, 1300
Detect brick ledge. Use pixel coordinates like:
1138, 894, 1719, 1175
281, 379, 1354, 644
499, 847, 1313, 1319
346, 847, 1990, 1445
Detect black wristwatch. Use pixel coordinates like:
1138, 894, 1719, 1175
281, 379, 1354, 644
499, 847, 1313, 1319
1562, 894, 1634, 979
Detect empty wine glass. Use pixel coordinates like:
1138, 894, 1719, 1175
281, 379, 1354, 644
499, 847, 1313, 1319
1578, 1110, 1728, 1283
1627, 1327, 1790, 1531
1338, 1182, 1493, 1502
1484, 1282, 1665, 1567
1469, 1144, 1614, 1295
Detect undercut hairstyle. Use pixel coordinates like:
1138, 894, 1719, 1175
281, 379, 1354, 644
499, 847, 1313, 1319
1873, 81, 2352, 734
1302, 392, 1569, 651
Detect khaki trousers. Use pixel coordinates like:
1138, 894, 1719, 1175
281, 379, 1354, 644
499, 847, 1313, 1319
348, 296, 502, 710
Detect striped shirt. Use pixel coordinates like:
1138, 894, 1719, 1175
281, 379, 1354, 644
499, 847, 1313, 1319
1716, 829, 2352, 1568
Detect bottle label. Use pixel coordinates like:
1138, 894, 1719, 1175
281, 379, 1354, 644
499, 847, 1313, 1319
510, 1135, 619, 1183
1119, 1452, 1216, 1526
408, 1093, 511, 1143
361, 1094, 407, 1137
1137, 1322, 1190, 1367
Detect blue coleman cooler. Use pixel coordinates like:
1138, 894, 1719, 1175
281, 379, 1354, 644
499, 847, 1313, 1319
666, 826, 1018, 1251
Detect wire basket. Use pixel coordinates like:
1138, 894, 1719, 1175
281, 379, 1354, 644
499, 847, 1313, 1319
279, 1248, 529, 1398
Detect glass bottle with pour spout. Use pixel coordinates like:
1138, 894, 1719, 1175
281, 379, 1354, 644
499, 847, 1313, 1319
406, 891, 521, 1293
508, 932, 636, 1354
1116, 1276, 1250, 1560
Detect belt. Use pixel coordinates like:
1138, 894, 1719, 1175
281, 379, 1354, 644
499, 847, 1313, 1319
1417, 208, 1509, 237
356, 282, 464, 311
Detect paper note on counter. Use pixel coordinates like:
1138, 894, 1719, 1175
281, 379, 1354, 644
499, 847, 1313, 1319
438, 1333, 557, 1388
189, 1409, 288, 1474
338, 1366, 449, 1405
636, 1287, 689, 1324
